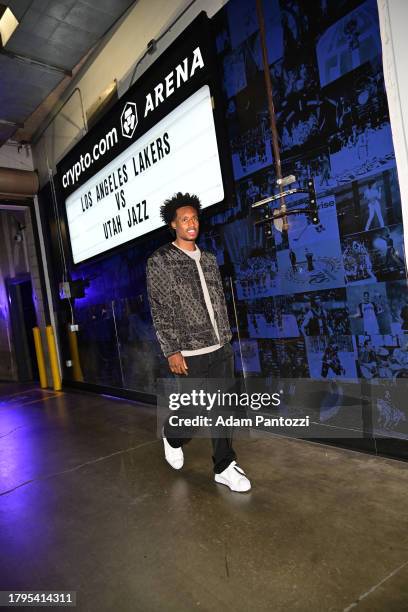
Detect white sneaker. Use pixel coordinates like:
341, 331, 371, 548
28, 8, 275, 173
162, 430, 184, 470
215, 461, 251, 492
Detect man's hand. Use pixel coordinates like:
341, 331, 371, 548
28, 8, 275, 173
168, 352, 188, 375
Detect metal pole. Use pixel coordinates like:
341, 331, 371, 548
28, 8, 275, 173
68, 326, 84, 382
46, 325, 62, 391
255, 0, 288, 230
32, 327, 48, 389
229, 277, 248, 380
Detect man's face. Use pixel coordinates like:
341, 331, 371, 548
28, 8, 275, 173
363, 292, 369, 303
171, 205, 199, 242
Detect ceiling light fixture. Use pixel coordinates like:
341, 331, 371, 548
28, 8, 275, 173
0, 4, 19, 48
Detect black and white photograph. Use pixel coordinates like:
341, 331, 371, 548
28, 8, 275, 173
347, 283, 391, 335
285, 194, 339, 249
329, 120, 395, 183
259, 337, 310, 378
336, 169, 402, 237
246, 296, 300, 338
386, 281, 408, 335
222, 46, 248, 99
277, 236, 345, 295
236, 164, 289, 214
294, 288, 351, 336
279, 0, 311, 54
274, 56, 321, 155
282, 147, 335, 194
341, 224, 406, 284
235, 253, 280, 299
230, 123, 273, 180
305, 335, 357, 379
357, 334, 408, 379
341, 236, 377, 284
316, 0, 382, 88
245, 288, 351, 339
232, 338, 262, 374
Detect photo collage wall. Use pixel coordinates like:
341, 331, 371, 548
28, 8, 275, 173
207, 0, 407, 393
66, 0, 408, 435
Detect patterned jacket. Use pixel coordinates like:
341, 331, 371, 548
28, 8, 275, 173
146, 243, 232, 357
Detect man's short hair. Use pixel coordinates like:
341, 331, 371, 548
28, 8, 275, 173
160, 192, 201, 225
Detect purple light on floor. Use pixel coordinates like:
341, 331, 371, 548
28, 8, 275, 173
101, 394, 131, 403
0, 391, 70, 496
0, 406, 33, 490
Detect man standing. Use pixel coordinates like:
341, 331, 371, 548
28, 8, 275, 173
364, 180, 384, 231
383, 228, 404, 271
146, 192, 251, 492
359, 339, 378, 379
321, 341, 345, 378
305, 247, 314, 272
300, 295, 332, 336
289, 248, 297, 272
351, 290, 382, 335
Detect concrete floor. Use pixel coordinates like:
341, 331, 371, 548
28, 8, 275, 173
1, 383, 408, 612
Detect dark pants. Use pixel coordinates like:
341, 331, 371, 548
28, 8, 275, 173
163, 343, 237, 474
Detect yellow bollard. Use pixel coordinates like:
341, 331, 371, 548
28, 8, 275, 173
46, 325, 62, 391
32, 327, 48, 389
68, 326, 84, 382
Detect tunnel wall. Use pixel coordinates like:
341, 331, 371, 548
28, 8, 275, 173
37, 0, 408, 449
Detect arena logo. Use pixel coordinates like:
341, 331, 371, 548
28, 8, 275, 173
120, 46, 205, 139
61, 46, 205, 189
121, 102, 138, 139
143, 46, 205, 117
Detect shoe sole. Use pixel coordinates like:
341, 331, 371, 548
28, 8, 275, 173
165, 458, 183, 470
214, 475, 251, 492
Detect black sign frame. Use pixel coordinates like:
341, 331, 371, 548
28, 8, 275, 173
56, 11, 234, 268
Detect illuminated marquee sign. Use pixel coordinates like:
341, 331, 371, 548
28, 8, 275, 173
65, 86, 223, 264
57, 13, 230, 265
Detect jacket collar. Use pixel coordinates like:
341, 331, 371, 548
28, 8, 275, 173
169, 242, 201, 259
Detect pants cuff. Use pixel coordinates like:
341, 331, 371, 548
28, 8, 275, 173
213, 452, 236, 474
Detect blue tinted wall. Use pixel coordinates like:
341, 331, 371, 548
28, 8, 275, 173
48, 0, 407, 418
211, 0, 407, 386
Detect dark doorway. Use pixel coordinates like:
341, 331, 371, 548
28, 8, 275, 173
6, 278, 39, 382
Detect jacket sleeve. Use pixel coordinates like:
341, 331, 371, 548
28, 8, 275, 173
146, 255, 181, 358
